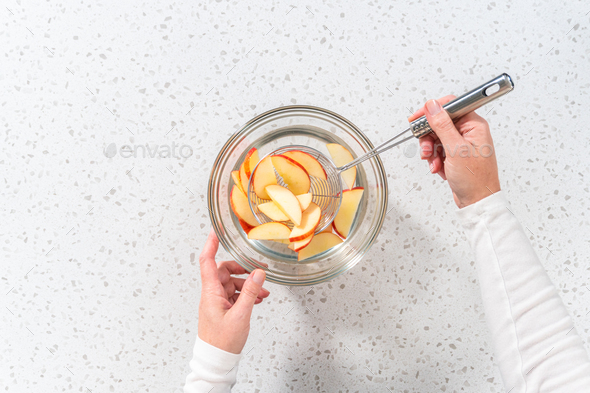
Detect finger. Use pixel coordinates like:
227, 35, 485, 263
231, 269, 266, 318
454, 111, 490, 138
430, 154, 444, 174
424, 99, 463, 147
438, 166, 447, 181
232, 277, 270, 297
219, 261, 249, 275
419, 135, 435, 159
217, 260, 248, 283
230, 292, 265, 305
408, 95, 456, 122
199, 229, 220, 290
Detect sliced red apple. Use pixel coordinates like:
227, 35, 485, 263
248, 222, 291, 240
238, 148, 260, 195
265, 185, 302, 226
326, 143, 356, 190
231, 170, 245, 195
230, 185, 259, 228
333, 187, 364, 238
252, 156, 277, 200
297, 232, 343, 261
238, 219, 255, 234
271, 155, 311, 196
321, 222, 334, 233
289, 234, 314, 251
282, 150, 327, 180
239, 161, 250, 195
258, 201, 289, 221
272, 239, 290, 244
296, 193, 313, 211
289, 203, 321, 242
244, 148, 260, 178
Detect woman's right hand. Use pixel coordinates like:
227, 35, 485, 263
408, 97, 501, 208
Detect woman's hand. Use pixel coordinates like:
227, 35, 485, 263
409, 97, 501, 208
197, 230, 270, 354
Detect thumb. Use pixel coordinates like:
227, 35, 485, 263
423, 99, 463, 147
232, 269, 266, 317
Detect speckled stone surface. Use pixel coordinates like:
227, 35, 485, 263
2, 1, 589, 392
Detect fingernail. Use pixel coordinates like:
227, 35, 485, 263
252, 269, 265, 285
429, 162, 434, 171
425, 100, 442, 116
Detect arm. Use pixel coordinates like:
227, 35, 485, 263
184, 337, 241, 393
184, 230, 269, 392
458, 191, 590, 392
410, 98, 590, 392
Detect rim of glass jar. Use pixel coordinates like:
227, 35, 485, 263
207, 105, 388, 285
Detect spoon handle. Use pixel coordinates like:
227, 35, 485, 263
410, 73, 514, 138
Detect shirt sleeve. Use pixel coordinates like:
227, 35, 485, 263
183, 336, 242, 393
457, 191, 590, 393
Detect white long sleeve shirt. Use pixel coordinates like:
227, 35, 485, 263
184, 191, 590, 392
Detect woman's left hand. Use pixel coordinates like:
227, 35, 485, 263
197, 230, 270, 354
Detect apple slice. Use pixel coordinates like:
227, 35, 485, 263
252, 156, 277, 199
238, 219, 255, 234
265, 185, 302, 226
333, 187, 364, 239
238, 148, 261, 195
296, 193, 313, 211
283, 150, 327, 180
244, 148, 260, 178
289, 234, 314, 252
230, 185, 259, 228
231, 170, 245, 195
248, 222, 291, 240
326, 143, 356, 190
297, 232, 343, 261
272, 239, 290, 244
258, 201, 289, 221
289, 203, 321, 242
239, 161, 250, 196
321, 222, 334, 233
271, 155, 311, 196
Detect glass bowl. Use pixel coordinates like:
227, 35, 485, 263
207, 106, 388, 286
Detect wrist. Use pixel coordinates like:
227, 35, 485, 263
198, 330, 244, 354
457, 185, 501, 209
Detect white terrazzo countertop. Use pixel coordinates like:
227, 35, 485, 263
1, 1, 589, 392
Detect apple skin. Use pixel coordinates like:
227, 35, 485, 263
239, 161, 250, 196
271, 154, 311, 196
288, 203, 321, 242
247, 222, 291, 240
320, 222, 334, 234
232, 170, 245, 195
290, 234, 314, 251
282, 150, 327, 180
238, 218, 255, 234
230, 185, 260, 228
252, 156, 277, 200
332, 187, 364, 239
243, 147, 259, 178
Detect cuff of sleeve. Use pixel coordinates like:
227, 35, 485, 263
456, 191, 510, 228
194, 336, 242, 370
